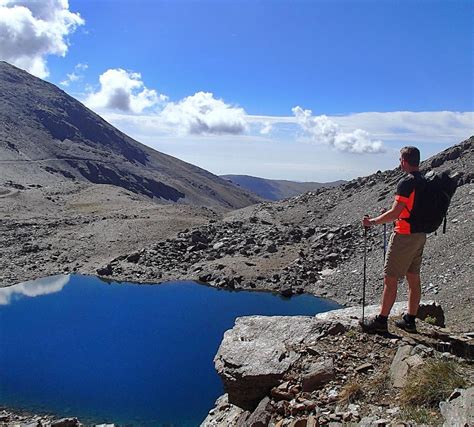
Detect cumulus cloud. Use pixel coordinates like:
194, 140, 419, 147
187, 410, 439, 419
292, 106, 385, 154
333, 111, 474, 143
85, 68, 168, 114
60, 62, 87, 86
0, 0, 84, 78
160, 91, 248, 135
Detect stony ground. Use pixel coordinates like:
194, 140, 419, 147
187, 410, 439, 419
0, 181, 221, 287
203, 303, 474, 427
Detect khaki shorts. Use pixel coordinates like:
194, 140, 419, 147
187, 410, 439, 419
384, 232, 427, 278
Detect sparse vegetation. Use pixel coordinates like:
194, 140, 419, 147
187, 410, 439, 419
338, 380, 363, 404
368, 371, 391, 396
424, 315, 437, 325
345, 328, 357, 338
399, 405, 443, 425
400, 359, 467, 407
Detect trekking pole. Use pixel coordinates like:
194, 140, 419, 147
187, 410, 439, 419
362, 216, 369, 323
380, 207, 387, 262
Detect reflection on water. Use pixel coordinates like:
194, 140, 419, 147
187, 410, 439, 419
0, 275, 70, 305
0, 274, 340, 425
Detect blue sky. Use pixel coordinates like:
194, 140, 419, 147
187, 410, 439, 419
1, 0, 473, 181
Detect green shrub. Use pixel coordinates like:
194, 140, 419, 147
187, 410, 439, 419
424, 315, 437, 325
345, 328, 357, 338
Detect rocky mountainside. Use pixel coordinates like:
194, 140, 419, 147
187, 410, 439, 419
220, 174, 345, 201
0, 61, 259, 209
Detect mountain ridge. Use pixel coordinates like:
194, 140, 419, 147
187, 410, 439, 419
0, 61, 260, 209
220, 174, 345, 200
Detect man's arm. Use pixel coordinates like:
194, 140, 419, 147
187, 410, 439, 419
363, 199, 406, 227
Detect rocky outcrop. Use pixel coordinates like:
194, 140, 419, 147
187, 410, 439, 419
206, 301, 474, 426
0, 411, 84, 426
213, 301, 443, 410
214, 316, 324, 409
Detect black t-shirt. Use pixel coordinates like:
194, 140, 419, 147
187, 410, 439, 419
394, 171, 423, 234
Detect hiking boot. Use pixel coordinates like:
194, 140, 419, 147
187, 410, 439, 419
360, 315, 388, 334
395, 314, 417, 333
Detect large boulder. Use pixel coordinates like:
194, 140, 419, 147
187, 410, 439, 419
214, 316, 323, 410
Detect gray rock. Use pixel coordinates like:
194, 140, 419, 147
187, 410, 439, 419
417, 301, 445, 327
440, 387, 474, 427
126, 252, 141, 263
325, 253, 339, 262
266, 243, 278, 253
355, 362, 374, 373
213, 242, 225, 250
96, 264, 112, 276
279, 285, 293, 297
214, 315, 323, 410
200, 393, 249, 426
301, 358, 335, 391
389, 345, 424, 388
315, 300, 442, 329
51, 418, 81, 427
244, 396, 272, 427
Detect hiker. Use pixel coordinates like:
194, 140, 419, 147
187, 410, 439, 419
361, 146, 426, 333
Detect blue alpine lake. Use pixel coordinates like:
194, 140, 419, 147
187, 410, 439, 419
0, 274, 340, 426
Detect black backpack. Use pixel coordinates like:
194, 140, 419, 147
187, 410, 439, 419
409, 171, 458, 233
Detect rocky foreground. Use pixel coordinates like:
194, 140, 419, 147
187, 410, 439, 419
203, 302, 473, 426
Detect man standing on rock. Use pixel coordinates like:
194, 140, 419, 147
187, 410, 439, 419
361, 146, 426, 333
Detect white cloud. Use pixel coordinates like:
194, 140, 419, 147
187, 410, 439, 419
260, 121, 273, 135
60, 62, 87, 86
85, 68, 168, 114
333, 111, 474, 143
248, 111, 473, 144
292, 106, 385, 154
160, 91, 248, 135
95, 108, 472, 181
0, 0, 84, 78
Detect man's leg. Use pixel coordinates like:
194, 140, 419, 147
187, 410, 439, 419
406, 272, 421, 315
380, 275, 398, 317
394, 271, 422, 333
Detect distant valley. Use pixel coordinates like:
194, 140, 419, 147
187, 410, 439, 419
221, 174, 346, 200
